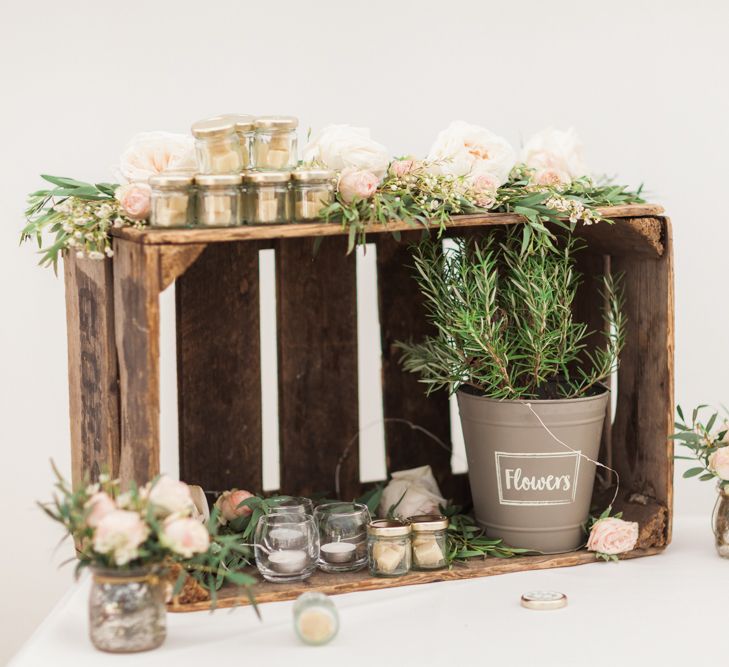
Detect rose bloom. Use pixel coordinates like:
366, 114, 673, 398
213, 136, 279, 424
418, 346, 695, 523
160, 516, 210, 558
303, 125, 390, 179
118, 131, 196, 183
587, 517, 639, 555
390, 158, 418, 178
427, 120, 516, 186
148, 475, 194, 517
469, 172, 499, 208
93, 509, 150, 566
115, 183, 151, 220
85, 491, 116, 528
338, 168, 379, 203
709, 447, 729, 481
215, 489, 254, 524
522, 127, 588, 186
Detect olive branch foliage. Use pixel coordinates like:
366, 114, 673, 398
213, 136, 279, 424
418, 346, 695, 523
672, 404, 729, 488
396, 229, 626, 400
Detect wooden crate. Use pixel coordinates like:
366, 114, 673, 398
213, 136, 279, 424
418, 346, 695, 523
63, 204, 673, 609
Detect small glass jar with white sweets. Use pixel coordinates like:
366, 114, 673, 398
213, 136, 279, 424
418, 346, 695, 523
291, 169, 335, 221
293, 593, 339, 646
367, 519, 412, 577
314, 502, 370, 573
149, 172, 194, 228
253, 116, 298, 171
409, 514, 449, 570
195, 174, 241, 227
243, 171, 291, 224
192, 117, 243, 174
230, 114, 256, 170
254, 514, 319, 583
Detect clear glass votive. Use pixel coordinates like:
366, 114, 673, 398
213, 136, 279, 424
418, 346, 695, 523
267, 496, 315, 519
367, 519, 412, 577
254, 514, 319, 583
409, 514, 449, 570
293, 592, 339, 646
314, 502, 370, 573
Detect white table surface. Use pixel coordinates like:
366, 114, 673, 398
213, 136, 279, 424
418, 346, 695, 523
9, 514, 725, 667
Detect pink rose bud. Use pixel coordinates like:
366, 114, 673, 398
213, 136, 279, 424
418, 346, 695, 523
390, 159, 417, 177
587, 517, 639, 555
115, 182, 152, 220
338, 168, 380, 203
215, 489, 255, 524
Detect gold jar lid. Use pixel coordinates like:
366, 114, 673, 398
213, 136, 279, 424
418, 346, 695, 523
254, 115, 298, 131
367, 519, 411, 537
227, 114, 256, 132
191, 117, 236, 138
290, 169, 336, 183
149, 171, 196, 187
195, 173, 242, 187
520, 591, 568, 610
408, 514, 449, 532
242, 171, 291, 184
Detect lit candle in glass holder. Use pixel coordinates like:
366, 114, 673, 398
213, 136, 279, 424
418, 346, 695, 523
255, 515, 319, 583
314, 502, 370, 573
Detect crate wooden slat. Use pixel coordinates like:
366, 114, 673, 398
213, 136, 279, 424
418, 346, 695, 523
63, 205, 674, 610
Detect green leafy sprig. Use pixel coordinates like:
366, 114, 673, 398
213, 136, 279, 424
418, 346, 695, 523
672, 404, 729, 488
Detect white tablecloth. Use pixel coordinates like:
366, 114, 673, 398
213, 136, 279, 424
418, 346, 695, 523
10, 515, 725, 666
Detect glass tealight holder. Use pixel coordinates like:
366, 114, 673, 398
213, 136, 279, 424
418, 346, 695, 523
254, 514, 319, 583
195, 174, 242, 227
267, 496, 315, 520
293, 592, 339, 646
191, 117, 243, 174
291, 169, 335, 221
314, 502, 370, 573
149, 172, 195, 228
253, 115, 298, 171
243, 171, 291, 224
367, 519, 412, 577
409, 514, 449, 570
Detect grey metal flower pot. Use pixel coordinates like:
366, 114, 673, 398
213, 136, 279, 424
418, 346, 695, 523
456, 388, 609, 554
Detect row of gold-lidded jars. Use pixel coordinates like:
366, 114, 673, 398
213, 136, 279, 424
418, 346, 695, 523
148, 169, 335, 227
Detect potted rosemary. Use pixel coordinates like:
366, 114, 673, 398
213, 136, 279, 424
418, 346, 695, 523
398, 230, 625, 552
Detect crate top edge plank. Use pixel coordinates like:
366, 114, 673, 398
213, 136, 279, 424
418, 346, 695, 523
110, 203, 665, 249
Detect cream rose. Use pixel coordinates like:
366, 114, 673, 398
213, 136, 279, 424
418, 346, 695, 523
338, 168, 379, 203
93, 509, 149, 566
118, 131, 196, 183
303, 125, 390, 179
160, 516, 210, 558
148, 476, 195, 517
390, 158, 418, 177
379, 465, 446, 519
427, 120, 516, 186
85, 492, 116, 528
115, 182, 151, 220
214, 489, 254, 525
470, 172, 499, 208
709, 447, 729, 481
522, 127, 588, 186
587, 517, 639, 555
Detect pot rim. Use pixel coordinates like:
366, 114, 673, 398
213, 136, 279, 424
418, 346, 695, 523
456, 383, 609, 406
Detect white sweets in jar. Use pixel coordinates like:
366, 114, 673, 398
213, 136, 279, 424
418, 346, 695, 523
409, 514, 449, 570
195, 174, 242, 227
291, 169, 335, 221
149, 172, 194, 228
192, 117, 243, 174
243, 171, 291, 224
253, 116, 298, 171
293, 593, 339, 646
230, 114, 256, 170
367, 519, 412, 577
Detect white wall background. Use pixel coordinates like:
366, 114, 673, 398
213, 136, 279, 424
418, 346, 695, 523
2, 0, 728, 662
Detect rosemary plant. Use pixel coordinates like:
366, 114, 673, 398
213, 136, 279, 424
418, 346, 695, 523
397, 229, 625, 400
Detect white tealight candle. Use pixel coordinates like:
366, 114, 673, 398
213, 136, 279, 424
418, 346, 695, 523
321, 542, 356, 564
269, 527, 306, 549
269, 550, 307, 574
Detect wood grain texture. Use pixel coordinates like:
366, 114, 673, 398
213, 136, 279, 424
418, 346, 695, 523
375, 233, 460, 502
112, 239, 161, 485
63, 253, 120, 486
276, 237, 359, 500
611, 217, 674, 542
169, 543, 666, 612
176, 243, 263, 493
112, 205, 665, 247
573, 216, 664, 257
159, 244, 206, 291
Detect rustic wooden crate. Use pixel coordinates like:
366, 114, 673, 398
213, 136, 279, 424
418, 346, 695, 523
63, 204, 674, 609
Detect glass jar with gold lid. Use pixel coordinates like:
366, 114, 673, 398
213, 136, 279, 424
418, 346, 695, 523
409, 514, 449, 570
192, 117, 243, 174
149, 171, 195, 228
229, 114, 256, 170
253, 116, 298, 171
195, 173, 241, 227
243, 171, 291, 224
291, 169, 335, 221
367, 519, 412, 577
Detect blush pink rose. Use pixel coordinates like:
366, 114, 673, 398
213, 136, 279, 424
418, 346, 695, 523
390, 159, 417, 177
148, 475, 194, 516
115, 183, 151, 220
93, 509, 150, 566
85, 492, 116, 528
470, 172, 499, 208
587, 517, 639, 555
338, 168, 379, 203
215, 489, 255, 524
160, 516, 210, 558
531, 167, 571, 187
709, 447, 729, 481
